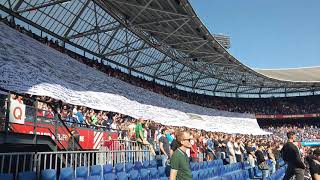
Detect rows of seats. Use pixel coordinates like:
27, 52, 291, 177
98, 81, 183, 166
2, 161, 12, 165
267, 165, 287, 180
0, 159, 287, 180
0, 159, 167, 180
191, 159, 249, 180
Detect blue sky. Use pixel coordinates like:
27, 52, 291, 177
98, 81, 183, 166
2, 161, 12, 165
190, 0, 320, 69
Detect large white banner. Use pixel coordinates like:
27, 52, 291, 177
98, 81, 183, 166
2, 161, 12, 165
9, 99, 26, 124
0, 22, 269, 135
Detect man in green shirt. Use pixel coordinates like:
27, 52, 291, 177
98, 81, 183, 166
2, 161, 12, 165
135, 118, 156, 156
170, 130, 192, 180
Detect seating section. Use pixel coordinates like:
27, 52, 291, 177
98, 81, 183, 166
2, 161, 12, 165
0, 159, 287, 180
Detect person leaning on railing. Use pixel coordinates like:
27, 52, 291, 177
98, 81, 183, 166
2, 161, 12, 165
135, 118, 156, 156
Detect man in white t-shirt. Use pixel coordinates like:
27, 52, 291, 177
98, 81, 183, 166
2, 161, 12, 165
227, 137, 236, 164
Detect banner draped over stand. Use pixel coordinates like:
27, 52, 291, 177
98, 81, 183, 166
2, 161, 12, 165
0, 23, 269, 135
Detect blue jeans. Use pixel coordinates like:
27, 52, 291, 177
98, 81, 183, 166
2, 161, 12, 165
161, 155, 168, 167
262, 169, 269, 179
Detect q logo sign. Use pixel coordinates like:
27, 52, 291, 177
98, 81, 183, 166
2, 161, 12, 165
9, 100, 26, 124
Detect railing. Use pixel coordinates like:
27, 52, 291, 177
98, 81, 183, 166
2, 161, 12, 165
0, 149, 151, 179
0, 92, 82, 151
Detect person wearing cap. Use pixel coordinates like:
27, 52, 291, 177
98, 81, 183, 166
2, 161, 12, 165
281, 131, 305, 180
306, 149, 320, 180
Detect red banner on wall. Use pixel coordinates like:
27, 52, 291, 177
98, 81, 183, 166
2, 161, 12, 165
256, 113, 320, 119
10, 122, 117, 150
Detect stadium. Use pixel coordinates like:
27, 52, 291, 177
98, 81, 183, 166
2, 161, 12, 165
0, 0, 319, 180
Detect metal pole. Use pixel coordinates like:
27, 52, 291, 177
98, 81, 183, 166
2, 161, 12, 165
4, 93, 11, 143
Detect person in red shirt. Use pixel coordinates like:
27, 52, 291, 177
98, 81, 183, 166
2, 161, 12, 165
190, 138, 198, 162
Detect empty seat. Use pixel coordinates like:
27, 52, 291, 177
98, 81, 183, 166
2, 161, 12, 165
191, 171, 199, 180
139, 169, 149, 180
158, 166, 166, 177
87, 175, 101, 180
150, 160, 157, 168
125, 163, 134, 172
90, 165, 102, 176
149, 167, 158, 179
59, 167, 74, 180
103, 173, 116, 180
159, 177, 168, 180
0, 173, 13, 180
117, 172, 128, 180
198, 169, 206, 179
41, 169, 56, 180
128, 170, 139, 180
103, 164, 113, 174
142, 160, 150, 169
18, 171, 36, 180
134, 161, 143, 170
115, 163, 124, 173
76, 166, 88, 179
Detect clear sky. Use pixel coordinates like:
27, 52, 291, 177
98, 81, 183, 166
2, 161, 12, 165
189, 0, 320, 69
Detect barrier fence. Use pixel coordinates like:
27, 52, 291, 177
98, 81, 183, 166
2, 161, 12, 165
0, 149, 151, 179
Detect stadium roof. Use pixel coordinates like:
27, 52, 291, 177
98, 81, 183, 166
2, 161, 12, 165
1, 0, 320, 98
256, 67, 320, 82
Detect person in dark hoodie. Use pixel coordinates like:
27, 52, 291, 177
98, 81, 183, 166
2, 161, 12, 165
306, 149, 320, 180
281, 131, 305, 180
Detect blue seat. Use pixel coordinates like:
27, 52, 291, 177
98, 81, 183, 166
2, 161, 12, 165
191, 171, 199, 180
125, 163, 134, 172
128, 170, 139, 180
87, 175, 101, 180
158, 166, 166, 177
139, 169, 149, 180
59, 167, 74, 180
149, 167, 158, 179
142, 160, 150, 168
150, 160, 157, 168
198, 169, 205, 179
115, 163, 124, 173
103, 164, 113, 174
0, 173, 13, 180
159, 177, 168, 180
19, 171, 36, 180
90, 165, 102, 176
76, 166, 88, 179
117, 172, 128, 180
254, 167, 262, 177
41, 169, 56, 180
103, 173, 116, 180
134, 161, 143, 170
203, 161, 208, 169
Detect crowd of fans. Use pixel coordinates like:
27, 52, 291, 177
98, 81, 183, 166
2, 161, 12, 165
2, 17, 320, 116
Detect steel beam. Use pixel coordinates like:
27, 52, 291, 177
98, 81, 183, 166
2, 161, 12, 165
12, 0, 24, 11
133, 17, 189, 27
138, 28, 203, 40
63, 0, 91, 37
107, 0, 190, 17
129, 0, 154, 23
68, 22, 121, 39
16, 0, 71, 13
162, 19, 190, 42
